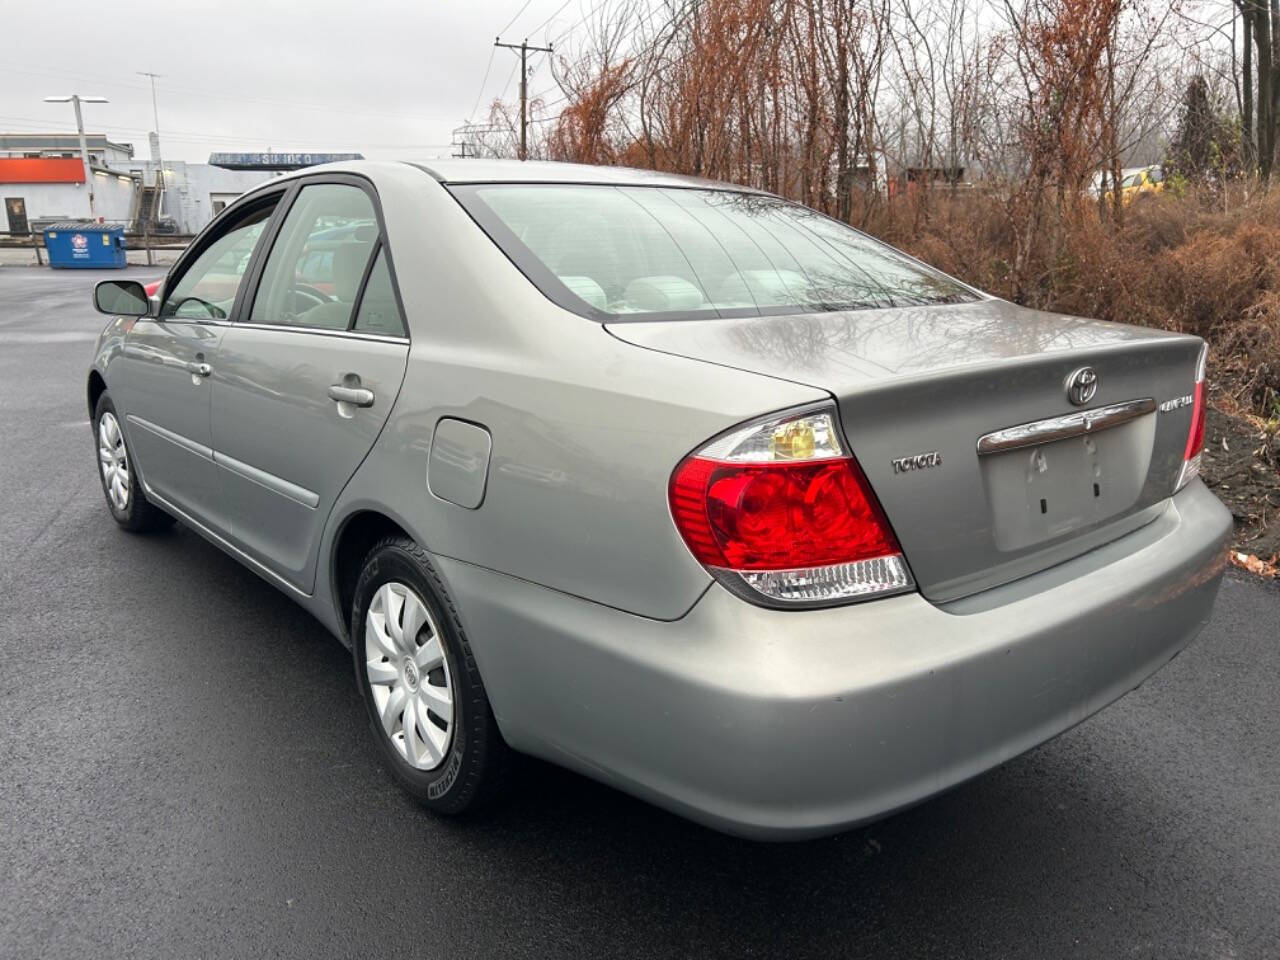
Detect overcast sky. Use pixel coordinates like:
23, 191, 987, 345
1, 0, 592, 162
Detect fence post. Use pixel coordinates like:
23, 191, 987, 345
32, 231, 43, 267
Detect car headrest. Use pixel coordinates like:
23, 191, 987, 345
622, 275, 705, 313
557, 275, 608, 311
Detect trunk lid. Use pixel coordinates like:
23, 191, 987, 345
607, 299, 1204, 602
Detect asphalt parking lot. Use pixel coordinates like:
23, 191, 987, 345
1, 265, 1278, 959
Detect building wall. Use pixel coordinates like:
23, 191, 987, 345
2, 173, 136, 227
2, 162, 278, 234
141, 161, 279, 233
0, 134, 135, 168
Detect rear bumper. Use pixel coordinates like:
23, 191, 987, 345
441, 480, 1232, 840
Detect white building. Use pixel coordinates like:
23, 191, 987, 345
2, 134, 357, 235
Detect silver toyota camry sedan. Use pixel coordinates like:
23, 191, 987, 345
87, 160, 1231, 839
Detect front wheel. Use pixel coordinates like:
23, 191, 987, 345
352, 536, 510, 814
93, 392, 175, 533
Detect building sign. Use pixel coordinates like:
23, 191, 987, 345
207, 152, 364, 171
0, 157, 86, 184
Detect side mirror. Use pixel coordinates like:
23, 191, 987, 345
94, 279, 150, 317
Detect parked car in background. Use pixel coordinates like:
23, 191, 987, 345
1122, 164, 1166, 205
86, 160, 1231, 839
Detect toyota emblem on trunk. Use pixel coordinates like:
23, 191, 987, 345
1065, 366, 1098, 406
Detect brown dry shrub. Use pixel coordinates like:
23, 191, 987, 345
1123, 194, 1188, 254
1161, 227, 1273, 336
1216, 298, 1280, 414
855, 186, 1280, 417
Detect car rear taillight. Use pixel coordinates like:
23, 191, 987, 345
1175, 344, 1208, 492
669, 407, 914, 606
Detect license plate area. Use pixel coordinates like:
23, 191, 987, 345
980, 412, 1155, 551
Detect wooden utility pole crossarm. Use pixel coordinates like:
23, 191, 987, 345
495, 37, 553, 161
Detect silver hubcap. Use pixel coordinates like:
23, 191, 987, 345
97, 412, 130, 511
365, 582, 454, 771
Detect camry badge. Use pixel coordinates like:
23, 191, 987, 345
1065, 366, 1098, 406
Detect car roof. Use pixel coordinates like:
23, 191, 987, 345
408, 159, 767, 193
228, 158, 771, 216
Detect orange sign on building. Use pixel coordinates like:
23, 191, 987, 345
0, 157, 87, 183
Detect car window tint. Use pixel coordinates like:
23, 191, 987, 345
250, 183, 377, 331
162, 205, 274, 320
456, 184, 975, 320
352, 249, 406, 337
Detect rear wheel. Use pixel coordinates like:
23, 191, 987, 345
93, 392, 174, 533
352, 536, 510, 813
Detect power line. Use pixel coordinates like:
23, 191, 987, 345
471, 0, 560, 125
467, 45, 497, 122
0, 113, 452, 151
525, 0, 577, 38
497, 0, 538, 36
548, 0, 617, 46
0, 63, 456, 124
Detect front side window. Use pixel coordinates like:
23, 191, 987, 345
249, 183, 378, 331
453, 184, 975, 321
162, 203, 275, 319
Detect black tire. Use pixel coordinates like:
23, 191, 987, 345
352, 536, 510, 814
92, 392, 175, 533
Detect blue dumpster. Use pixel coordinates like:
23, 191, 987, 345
43, 222, 127, 269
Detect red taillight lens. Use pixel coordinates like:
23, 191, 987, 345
1184, 378, 1206, 461
671, 456, 900, 570
669, 407, 914, 605
1176, 345, 1208, 492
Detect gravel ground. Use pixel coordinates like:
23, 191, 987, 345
1202, 406, 1280, 561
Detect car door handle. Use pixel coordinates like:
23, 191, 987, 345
186, 361, 212, 377
328, 384, 375, 407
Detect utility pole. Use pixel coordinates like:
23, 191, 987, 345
137, 72, 166, 216
494, 37, 552, 160
43, 94, 108, 218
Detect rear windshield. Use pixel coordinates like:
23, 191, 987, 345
451, 183, 976, 321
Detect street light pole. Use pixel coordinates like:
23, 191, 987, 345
43, 94, 109, 219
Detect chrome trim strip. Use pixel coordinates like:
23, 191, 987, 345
149, 319, 407, 343
154, 318, 233, 328
125, 414, 213, 460
976, 398, 1156, 455
231, 321, 409, 345
213, 451, 320, 509
140, 482, 311, 599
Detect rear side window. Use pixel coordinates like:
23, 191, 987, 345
452, 184, 975, 321
250, 183, 378, 331
352, 249, 406, 338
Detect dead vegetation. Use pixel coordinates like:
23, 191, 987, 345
870, 185, 1280, 422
